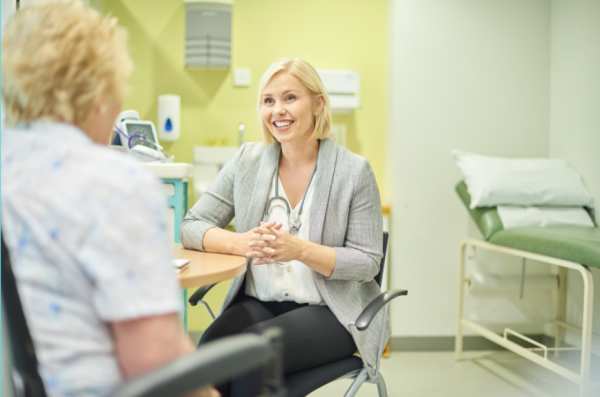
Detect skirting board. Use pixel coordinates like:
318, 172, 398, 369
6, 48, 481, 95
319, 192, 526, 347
390, 334, 555, 351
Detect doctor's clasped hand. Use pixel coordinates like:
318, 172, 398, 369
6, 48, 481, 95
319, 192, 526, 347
247, 221, 296, 265
247, 221, 337, 278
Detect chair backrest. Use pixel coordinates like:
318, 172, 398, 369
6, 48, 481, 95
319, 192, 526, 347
2, 303, 17, 397
1, 234, 48, 397
374, 231, 389, 287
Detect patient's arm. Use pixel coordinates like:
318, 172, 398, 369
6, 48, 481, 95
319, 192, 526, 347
110, 313, 219, 397
111, 312, 190, 379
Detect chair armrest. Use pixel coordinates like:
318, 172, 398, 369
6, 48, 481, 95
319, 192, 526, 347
188, 284, 217, 306
355, 289, 408, 331
111, 330, 282, 397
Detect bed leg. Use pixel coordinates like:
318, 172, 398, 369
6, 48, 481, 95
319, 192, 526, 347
455, 241, 468, 361
554, 267, 567, 359
578, 265, 594, 397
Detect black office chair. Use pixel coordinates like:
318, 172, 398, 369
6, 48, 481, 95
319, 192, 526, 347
1, 235, 285, 397
189, 231, 408, 397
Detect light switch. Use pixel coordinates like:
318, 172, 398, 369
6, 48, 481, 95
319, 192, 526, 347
233, 68, 251, 87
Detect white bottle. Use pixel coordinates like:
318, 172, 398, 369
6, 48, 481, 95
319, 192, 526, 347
158, 94, 181, 142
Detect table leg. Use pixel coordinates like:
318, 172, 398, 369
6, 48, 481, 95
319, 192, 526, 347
183, 288, 188, 335
184, 181, 188, 213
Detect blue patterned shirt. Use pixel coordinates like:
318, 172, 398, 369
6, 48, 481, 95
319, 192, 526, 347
1, 122, 181, 397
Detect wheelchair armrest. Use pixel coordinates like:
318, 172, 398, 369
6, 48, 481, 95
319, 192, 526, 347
188, 284, 217, 306
355, 289, 408, 331
111, 330, 282, 397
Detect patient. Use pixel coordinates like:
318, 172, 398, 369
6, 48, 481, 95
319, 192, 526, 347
0, 2, 217, 397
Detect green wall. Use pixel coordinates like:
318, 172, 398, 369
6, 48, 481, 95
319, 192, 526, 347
103, 0, 388, 331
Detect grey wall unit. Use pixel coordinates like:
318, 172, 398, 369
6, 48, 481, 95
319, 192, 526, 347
185, 0, 232, 68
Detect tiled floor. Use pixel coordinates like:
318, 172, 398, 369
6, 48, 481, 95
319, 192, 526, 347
308, 350, 598, 397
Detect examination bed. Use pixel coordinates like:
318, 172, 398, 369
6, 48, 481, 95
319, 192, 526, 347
454, 181, 600, 396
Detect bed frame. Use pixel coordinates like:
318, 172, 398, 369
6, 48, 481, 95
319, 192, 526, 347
455, 237, 596, 396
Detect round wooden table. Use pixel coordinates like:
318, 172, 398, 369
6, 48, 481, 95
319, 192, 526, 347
172, 244, 247, 289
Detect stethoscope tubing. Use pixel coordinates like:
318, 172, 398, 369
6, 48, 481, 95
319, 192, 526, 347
264, 196, 292, 233
263, 142, 319, 235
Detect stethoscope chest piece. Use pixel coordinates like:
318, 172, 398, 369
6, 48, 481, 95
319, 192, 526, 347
290, 220, 302, 234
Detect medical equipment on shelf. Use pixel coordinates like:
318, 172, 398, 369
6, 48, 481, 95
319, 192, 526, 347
113, 110, 173, 163
263, 144, 318, 236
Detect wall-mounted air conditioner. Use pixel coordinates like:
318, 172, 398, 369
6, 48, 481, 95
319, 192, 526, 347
317, 70, 360, 114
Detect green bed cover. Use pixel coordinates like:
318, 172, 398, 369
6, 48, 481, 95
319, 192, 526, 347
456, 181, 600, 269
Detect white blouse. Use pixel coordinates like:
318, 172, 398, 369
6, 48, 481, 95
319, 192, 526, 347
245, 171, 324, 305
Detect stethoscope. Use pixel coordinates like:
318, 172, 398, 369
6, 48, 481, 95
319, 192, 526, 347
263, 143, 319, 235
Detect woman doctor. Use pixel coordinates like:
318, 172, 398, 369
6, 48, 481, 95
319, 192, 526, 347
180, 58, 386, 396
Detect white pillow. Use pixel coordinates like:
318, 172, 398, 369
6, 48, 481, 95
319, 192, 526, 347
497, 206, 595, 229
453, 150, 594, 209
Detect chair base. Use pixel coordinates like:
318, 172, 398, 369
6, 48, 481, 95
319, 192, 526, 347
285, 356, 389, 397
344, 368, 388, 397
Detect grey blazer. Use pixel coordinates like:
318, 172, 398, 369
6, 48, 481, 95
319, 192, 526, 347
180, 137, 388, 366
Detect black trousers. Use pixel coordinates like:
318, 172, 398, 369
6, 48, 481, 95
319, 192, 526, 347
199, 294, 356, 397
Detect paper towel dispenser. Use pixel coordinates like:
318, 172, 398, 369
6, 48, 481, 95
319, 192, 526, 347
317, 70, 360, 114
184, 0, 233, 68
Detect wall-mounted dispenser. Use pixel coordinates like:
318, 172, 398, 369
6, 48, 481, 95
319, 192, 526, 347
317, 70, 360, 114
184, 0, 233, 68
158, 95, 181, 142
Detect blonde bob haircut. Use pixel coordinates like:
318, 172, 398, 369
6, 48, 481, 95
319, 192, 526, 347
257, 58, 332, 145
1, 0, 133, 128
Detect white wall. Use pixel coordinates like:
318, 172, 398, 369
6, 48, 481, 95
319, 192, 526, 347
550, 0, 600, 222
549, 0, 600, 352
389, 0, 551, 336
